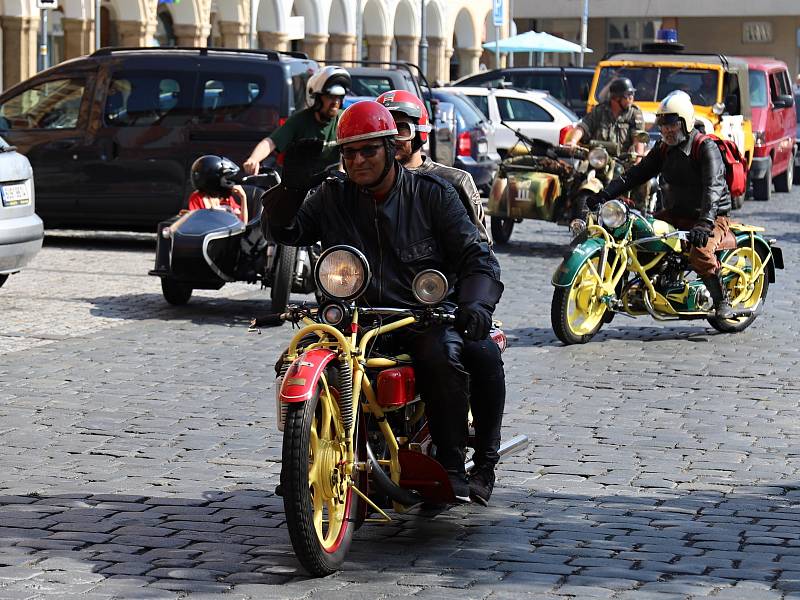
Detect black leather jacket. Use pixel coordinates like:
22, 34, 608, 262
604, 129, 731, 224
263, 164, 502, 310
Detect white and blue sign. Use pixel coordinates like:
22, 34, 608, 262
492, 0, 504, 27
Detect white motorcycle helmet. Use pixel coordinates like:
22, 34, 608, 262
655, 90, 695, 135
306, 66, 351, 109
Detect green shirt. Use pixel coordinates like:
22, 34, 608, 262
269, 107, 340, 173
577, 101, 645, 153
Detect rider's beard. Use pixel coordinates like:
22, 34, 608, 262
663, 129, 687, 147
394, 142, 414, 165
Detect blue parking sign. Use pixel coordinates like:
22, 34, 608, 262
493, 0, 504, 27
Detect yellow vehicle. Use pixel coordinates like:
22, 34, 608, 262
587, 51, 754, 208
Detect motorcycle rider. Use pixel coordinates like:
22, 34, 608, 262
566, 77, 646, 156
263, 100, 505, 505
242, 66, 351, 176
587, 90, 735, 320
187, 155, 248, 223
566, 77, 649, 211
375, 89, 491, 245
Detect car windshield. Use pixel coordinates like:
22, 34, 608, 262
435, 91, 483, 128
349, 75, 395, 97
748, 70, 769, 108
595, 66, 721, 106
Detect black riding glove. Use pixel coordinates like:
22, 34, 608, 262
455, 302, 493, 341
585, 190, 611, 211
282, 138, 323, 192
688, 222, 713, 248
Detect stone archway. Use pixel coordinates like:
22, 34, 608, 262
1, 0, 39, 90
362, 0, 391, 63
452, 6, 479, 81
327, 0, 355, 62
60, 0, 92, 59
215, 0, 247, 48
106, 0, 157, 48
167, 0, 211, 47
257, 0, 288, 52
294, 0, 328, 60
393, 0, 418, 66
425, 0, 447, 83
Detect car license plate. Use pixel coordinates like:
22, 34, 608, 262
1, 183, 29, 207
478, 141, 488, 155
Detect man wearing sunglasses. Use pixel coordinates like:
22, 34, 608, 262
243, 66, 351, 177
375, 90, 491, 245
263, 100, 503, 505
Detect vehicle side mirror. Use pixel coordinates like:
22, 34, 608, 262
773, 94, 794, 109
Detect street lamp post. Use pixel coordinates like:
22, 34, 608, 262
579, 0, 588, 67
249, 0, 257, 49
40, 8, 49, 70
418, 0, 427, 77
95, 0, 101, 50
508, 0, 513, 67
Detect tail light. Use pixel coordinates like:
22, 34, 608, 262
377, 367, 416, 409
457, 131, 472, 157
559, 125, 574, 145
278, 117, 287, 127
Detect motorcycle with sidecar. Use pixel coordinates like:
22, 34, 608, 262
148, 171, 317, 313
254, 245, 528, 576
487, 127, 652, 244
551, 198, 784, 344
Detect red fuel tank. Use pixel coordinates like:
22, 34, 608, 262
376, 366, 416, 409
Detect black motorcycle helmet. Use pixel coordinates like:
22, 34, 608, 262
609, 77, 636, 98
190, 155, 240, 197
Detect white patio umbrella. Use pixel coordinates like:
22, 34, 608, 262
482, 30, 593, 54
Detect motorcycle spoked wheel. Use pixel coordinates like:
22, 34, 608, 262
551, 255, 608, 344
282, 368, 357, 576
708, 244, 770, 333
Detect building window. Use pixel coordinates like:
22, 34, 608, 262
607, 19, 661, 52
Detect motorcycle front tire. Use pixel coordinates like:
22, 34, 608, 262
271, 245, 297, 314
282, 368, 358, 576
551, 257, 607, 344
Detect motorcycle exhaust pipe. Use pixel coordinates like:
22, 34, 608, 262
465, 434, 530, 473
365, 440, 424, 507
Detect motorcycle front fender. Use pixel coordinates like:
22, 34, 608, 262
551, 237, 607, 287
279, 348, 339, 403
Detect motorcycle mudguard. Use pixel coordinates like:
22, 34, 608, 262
279, 348, 339, 403
552, 237, 607, 287
486, 174, 508, 217
398, 449, 455, 504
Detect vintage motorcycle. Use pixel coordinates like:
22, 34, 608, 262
149, 171, 318, 314
254, 245, 528, 575
551, 198, 784, 344
487, 127, 651, 244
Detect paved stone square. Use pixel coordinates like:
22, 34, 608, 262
0, 189, 797, 599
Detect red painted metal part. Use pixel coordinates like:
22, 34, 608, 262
490, 327, 507, 353
279, 348, 338, 404
398, 449, 455, 504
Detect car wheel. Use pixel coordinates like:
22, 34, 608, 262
0, 274, 8, 289
752, 157, 772, 201
490, 217, 514, 244
774, 153, 794, 193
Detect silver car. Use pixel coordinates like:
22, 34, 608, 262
0, 136, 42, 287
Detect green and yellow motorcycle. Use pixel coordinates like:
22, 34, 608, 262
551, 199, 784, 344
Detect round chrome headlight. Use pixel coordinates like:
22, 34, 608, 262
412, 270, 449, 305
588, 147, 609, 169
314, 245, 370, 301
599, 199, 628, 229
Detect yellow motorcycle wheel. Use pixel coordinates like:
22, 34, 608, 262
551, 256, 608, 344
708, 244, 770, 333
282, 369, 357, 576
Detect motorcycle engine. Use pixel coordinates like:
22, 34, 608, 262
620, 279, 648, 314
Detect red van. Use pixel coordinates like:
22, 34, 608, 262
744, 57, 797, 201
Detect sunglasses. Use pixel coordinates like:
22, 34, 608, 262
341, 143, 383, 160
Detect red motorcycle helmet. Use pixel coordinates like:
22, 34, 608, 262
375, 89, 431, 145
336, 100, 398, 146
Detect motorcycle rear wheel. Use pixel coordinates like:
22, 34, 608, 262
491, 217, 514, 245
271, 245, 297, 314
708, 244, 770, 333
282, 370, 356, 576
551, 256, 607, 344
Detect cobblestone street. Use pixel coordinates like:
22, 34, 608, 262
0, 189, 798, 599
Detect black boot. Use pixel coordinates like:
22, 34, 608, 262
701, 275, 735, 320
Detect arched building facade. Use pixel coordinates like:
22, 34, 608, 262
0, 0, 511, 92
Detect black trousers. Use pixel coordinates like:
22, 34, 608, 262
403, 325, 506, 473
